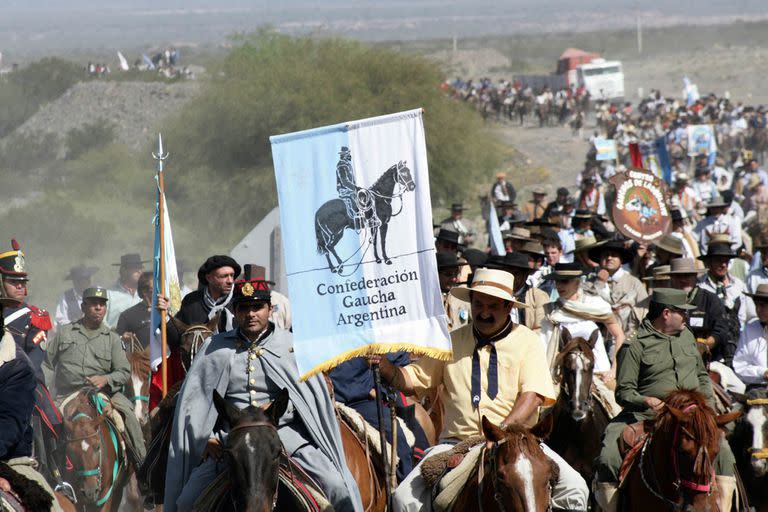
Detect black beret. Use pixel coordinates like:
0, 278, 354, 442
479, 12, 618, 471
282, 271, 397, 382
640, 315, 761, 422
197, 255, 242, 285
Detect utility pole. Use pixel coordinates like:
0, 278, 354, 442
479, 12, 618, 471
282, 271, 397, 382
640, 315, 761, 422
637, 16, 643, 54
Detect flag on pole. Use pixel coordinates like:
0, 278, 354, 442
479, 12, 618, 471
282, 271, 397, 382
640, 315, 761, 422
117, 51, 129, 71
149, 187, 180, 370
594, 138, 618, 161
488, 200, 505, 256
270, 109, 452, 379
654, 136, 673, 185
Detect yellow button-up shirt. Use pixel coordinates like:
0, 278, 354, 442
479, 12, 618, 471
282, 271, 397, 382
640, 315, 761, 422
403, 322, 556, 442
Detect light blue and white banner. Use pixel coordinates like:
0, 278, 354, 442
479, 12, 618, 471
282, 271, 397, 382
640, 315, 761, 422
271, 109, 451, 378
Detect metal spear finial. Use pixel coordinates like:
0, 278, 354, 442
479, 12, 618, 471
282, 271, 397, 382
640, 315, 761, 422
152, 133, 169, 173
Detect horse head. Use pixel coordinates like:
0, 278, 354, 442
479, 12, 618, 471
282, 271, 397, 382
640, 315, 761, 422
174, 313, 219, 370
732, 389, 768, 476
395, 160, 415, 192
654, 389, 740, 504
480, 416, 557, 512
555, 327, 598, 422
213, 388, 289, 512
62, 389, 112, 504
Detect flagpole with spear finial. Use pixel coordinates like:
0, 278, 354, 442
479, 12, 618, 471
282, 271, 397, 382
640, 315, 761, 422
153, 134, 170, 397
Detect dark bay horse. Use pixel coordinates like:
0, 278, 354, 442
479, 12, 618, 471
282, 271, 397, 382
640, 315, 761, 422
315, 161, 415, 274
730, 389, 768, 509
540, 327, 609, 483
212, 389, 288, 512
453, 417, 558, 512
61, 388, 129, 511
621, 389, 740, 511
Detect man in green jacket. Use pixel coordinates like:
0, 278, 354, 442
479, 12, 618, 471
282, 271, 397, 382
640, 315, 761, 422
42, 287, 146, 470
593, 288, 737, 512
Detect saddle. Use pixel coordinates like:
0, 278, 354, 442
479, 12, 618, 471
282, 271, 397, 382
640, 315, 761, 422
335, 402, 402, 467
419, 436, 484, 491
618, 421, 652, 485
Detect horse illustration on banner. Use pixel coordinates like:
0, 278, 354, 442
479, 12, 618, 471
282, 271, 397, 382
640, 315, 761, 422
314, 146, 416, 274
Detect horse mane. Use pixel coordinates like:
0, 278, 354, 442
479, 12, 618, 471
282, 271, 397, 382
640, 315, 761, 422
656, 388, 719, 455
370, 162, 399, 192
127, 347, 151, 378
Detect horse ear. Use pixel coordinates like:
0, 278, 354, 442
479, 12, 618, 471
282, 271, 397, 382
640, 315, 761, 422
559, 327, 572, 351
587, 329, 600, 349
530, 412, 554, 441
666, 404, 692, 423
213, 390, 241, 426
264, 388, 290, 426
481, 416, 505, 443
206, 313, 221, 332
170, 316, 190, 333
715, 410, 742, 427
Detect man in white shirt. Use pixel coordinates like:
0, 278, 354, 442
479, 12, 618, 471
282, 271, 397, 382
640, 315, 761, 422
733, 284, 768, 387
54, 265, 98, 327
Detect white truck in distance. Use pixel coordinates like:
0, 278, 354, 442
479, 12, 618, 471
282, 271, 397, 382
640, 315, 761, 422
575, 59, 624, 102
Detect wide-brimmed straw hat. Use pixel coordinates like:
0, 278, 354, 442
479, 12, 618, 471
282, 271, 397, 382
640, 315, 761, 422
663, 258, 705, 275
642, 265, 672, 282
450, 268, 526, 307
504, 227, 532, 242
574, 236, 599, 254
542, 262, 585, 281
654, 234, 684, 256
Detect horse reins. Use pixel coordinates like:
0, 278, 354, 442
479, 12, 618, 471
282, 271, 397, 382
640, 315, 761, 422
66, 405, 122, 507
638, 404, 716, 510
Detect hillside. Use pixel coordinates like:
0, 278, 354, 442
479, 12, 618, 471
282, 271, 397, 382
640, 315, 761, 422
13, 80, 201, 151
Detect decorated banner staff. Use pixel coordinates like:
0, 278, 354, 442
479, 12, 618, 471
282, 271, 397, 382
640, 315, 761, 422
153, 134, 170, 396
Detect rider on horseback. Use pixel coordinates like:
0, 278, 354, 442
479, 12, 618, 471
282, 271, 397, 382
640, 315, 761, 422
42, 287, 147, 479
0, 240, 74, 501
336, 146, 381, 232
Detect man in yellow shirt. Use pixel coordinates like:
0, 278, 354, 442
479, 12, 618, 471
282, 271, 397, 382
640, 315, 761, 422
372, 268, 589, 511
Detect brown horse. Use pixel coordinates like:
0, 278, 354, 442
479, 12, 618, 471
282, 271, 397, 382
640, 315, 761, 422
338, 415, 386, 512
541, 327, 610, 484
61, 388, 129, 511
453, 417, 558, 512
621, 389, 740, 511
123, 334, 151, 427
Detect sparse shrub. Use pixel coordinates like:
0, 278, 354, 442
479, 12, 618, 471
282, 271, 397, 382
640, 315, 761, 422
65, 119, 117, 160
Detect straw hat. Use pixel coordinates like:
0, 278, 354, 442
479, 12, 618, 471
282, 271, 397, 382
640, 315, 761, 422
574, 236, 599, 253
642, 265, 671, 282
450, 268, 526, 307
654, 234, 684, 256
663, 258, 704, 275
746, 283, 768, 301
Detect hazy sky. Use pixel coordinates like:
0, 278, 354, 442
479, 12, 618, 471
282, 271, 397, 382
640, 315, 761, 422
1, 0, 766, 58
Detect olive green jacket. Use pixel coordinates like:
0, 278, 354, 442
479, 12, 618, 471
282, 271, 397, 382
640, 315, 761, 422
42, 319, 130, 397
615, 318, 713, 417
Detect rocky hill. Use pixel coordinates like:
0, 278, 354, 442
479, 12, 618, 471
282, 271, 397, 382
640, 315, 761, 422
13, 80, 201, 151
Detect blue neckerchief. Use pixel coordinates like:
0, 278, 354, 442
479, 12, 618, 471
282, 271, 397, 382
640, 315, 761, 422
471, 320, 513, 409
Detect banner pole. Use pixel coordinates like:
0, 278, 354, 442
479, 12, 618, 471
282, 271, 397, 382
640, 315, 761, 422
372, 363, 393, 510
153, 134, 170, 398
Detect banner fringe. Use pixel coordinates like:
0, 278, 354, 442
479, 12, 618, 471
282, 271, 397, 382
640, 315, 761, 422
299, 343, 453, 381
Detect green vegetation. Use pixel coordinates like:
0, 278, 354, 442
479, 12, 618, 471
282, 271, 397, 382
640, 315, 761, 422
162, 30, 504, 250
0, 58, 83, 138
1, 32, 507, 310
65, 119, 117, 160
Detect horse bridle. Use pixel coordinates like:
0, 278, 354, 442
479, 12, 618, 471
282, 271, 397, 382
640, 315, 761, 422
66, 410, 121, 507
638, 405, 716, 511
476, 438, 553, 512
225, 420, 282, 510
181, 325, 212, 371
559, 351, 594, 416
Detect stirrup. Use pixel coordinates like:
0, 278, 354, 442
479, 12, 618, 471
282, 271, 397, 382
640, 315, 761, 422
55, 481, 77, 503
